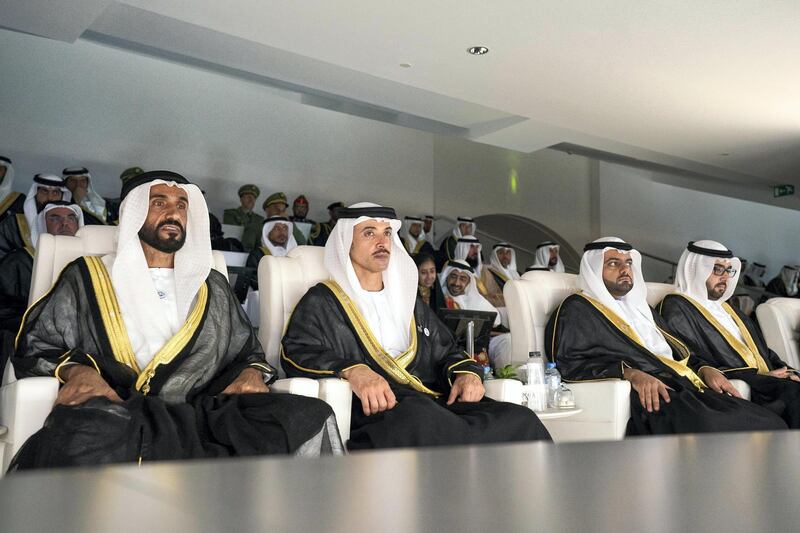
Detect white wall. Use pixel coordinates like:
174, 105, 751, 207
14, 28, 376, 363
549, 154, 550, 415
3, 28, 798, 283
0, 29, 434, 221
599, 161, 800, 281
433, 136, 595, 252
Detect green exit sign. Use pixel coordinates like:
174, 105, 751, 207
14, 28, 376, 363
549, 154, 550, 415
774, 184, 795, 198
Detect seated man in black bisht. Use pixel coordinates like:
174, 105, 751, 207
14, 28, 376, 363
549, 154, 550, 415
546, 237, 786, 436
0, 173, 70, 260
282, 202, 550, 449
10, 170, 342, 471
765, 265, 799, 298
234, 216, 298, 303
660, 240, 800, 428
0, 201, 84, 357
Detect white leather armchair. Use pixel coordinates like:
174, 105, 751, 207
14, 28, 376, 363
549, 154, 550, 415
0, 226, 277, 471
258, 246, 353, 442
504, 274, 751, 442
257, 246, 523, 444
755, 298, 800, 369
504, 273, 711, 442
504, 271, 631, 442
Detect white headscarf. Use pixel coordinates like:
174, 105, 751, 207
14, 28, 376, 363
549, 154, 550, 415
23, 174, 72, 244
531, 241, 565, 273
261, 216, 297, 257
324, 202, 418, 351
400, 216, 426, 253
451, 216, 476, 239
63, 167, 107, 222
675, 240, 744, 341
779, 265, 799, 296
0, 157, 14, 204
454, 235, 483, 273
439, 260, 501, 326
579, 237, 672, 357
108, 175, 211, 366
743, 262, 766, 286
488, 242, 520, 281
34, 202, 84, 246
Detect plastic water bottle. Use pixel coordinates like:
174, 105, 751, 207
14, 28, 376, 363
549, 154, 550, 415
525, 352, 547, 411
545, 362, 562, 408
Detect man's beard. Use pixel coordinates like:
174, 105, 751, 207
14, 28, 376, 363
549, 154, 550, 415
447, 282, 465, 297
466, 256, 479, 269
605, 277, 633, 297
707, 282, 726, 300
139, 219, 186, 253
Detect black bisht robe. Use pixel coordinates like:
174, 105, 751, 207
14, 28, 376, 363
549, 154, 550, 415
545, 293, 787, 436
80, 207, 108, 226
0, 192, 25, 222
0, 214, 30, 260
0, 247, 33, 331
282, 281, 550, 449
418, 278, 447, 314
660, 293, 800, 428
765, 277, 796, 298
10, 256, 342, 471
401, 237, 435, 257
436, 235, 458, 270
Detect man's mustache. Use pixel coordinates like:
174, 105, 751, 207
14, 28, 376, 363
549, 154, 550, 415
158, 219, 185, 233
373, 248, 390, 257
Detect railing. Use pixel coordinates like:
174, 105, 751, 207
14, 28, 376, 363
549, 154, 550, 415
434, 214, 680, 282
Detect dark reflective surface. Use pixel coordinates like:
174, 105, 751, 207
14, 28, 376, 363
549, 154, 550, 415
1, 431, 798, 533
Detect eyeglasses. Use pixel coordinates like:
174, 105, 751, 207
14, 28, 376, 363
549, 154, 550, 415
712, 265, 737, 276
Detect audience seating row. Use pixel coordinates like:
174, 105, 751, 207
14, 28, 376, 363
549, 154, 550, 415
2, 231, 800, 468
504, 271, 751, 442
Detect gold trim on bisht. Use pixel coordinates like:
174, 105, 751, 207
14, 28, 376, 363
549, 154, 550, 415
135, 281, 208, 394
578, 292, 706, 390
84, 256, 140, 373
84, 256, 209, 394
322, 280, 441, 397
0, 191, 21, 217
487, 266, 509, 284
671, 293, 770, 374
15, 213, 33, 250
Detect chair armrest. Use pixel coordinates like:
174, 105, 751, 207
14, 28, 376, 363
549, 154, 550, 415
568, 380, 631, 423
0, 377, 59, 471
483, 379, 523, 404
318, 378, 352, 444
729, 379, 751, 400
271, 377, 320, 398
542, 380, 632, 442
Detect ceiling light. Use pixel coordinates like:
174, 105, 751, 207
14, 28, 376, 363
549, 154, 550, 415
399, 63, 412, 68
467, 46, 489, 55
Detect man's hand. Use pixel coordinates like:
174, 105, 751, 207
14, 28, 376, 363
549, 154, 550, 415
56, 365, 122, 406
342, 366, 396, 416
222, 368, 270, 395
768, 367, 800, 382
447, 373, 484, 405
623, 368, 672, 413
698, 367, 742, 398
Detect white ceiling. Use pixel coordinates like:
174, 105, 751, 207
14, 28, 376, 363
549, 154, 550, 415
5, 0, 800, 187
